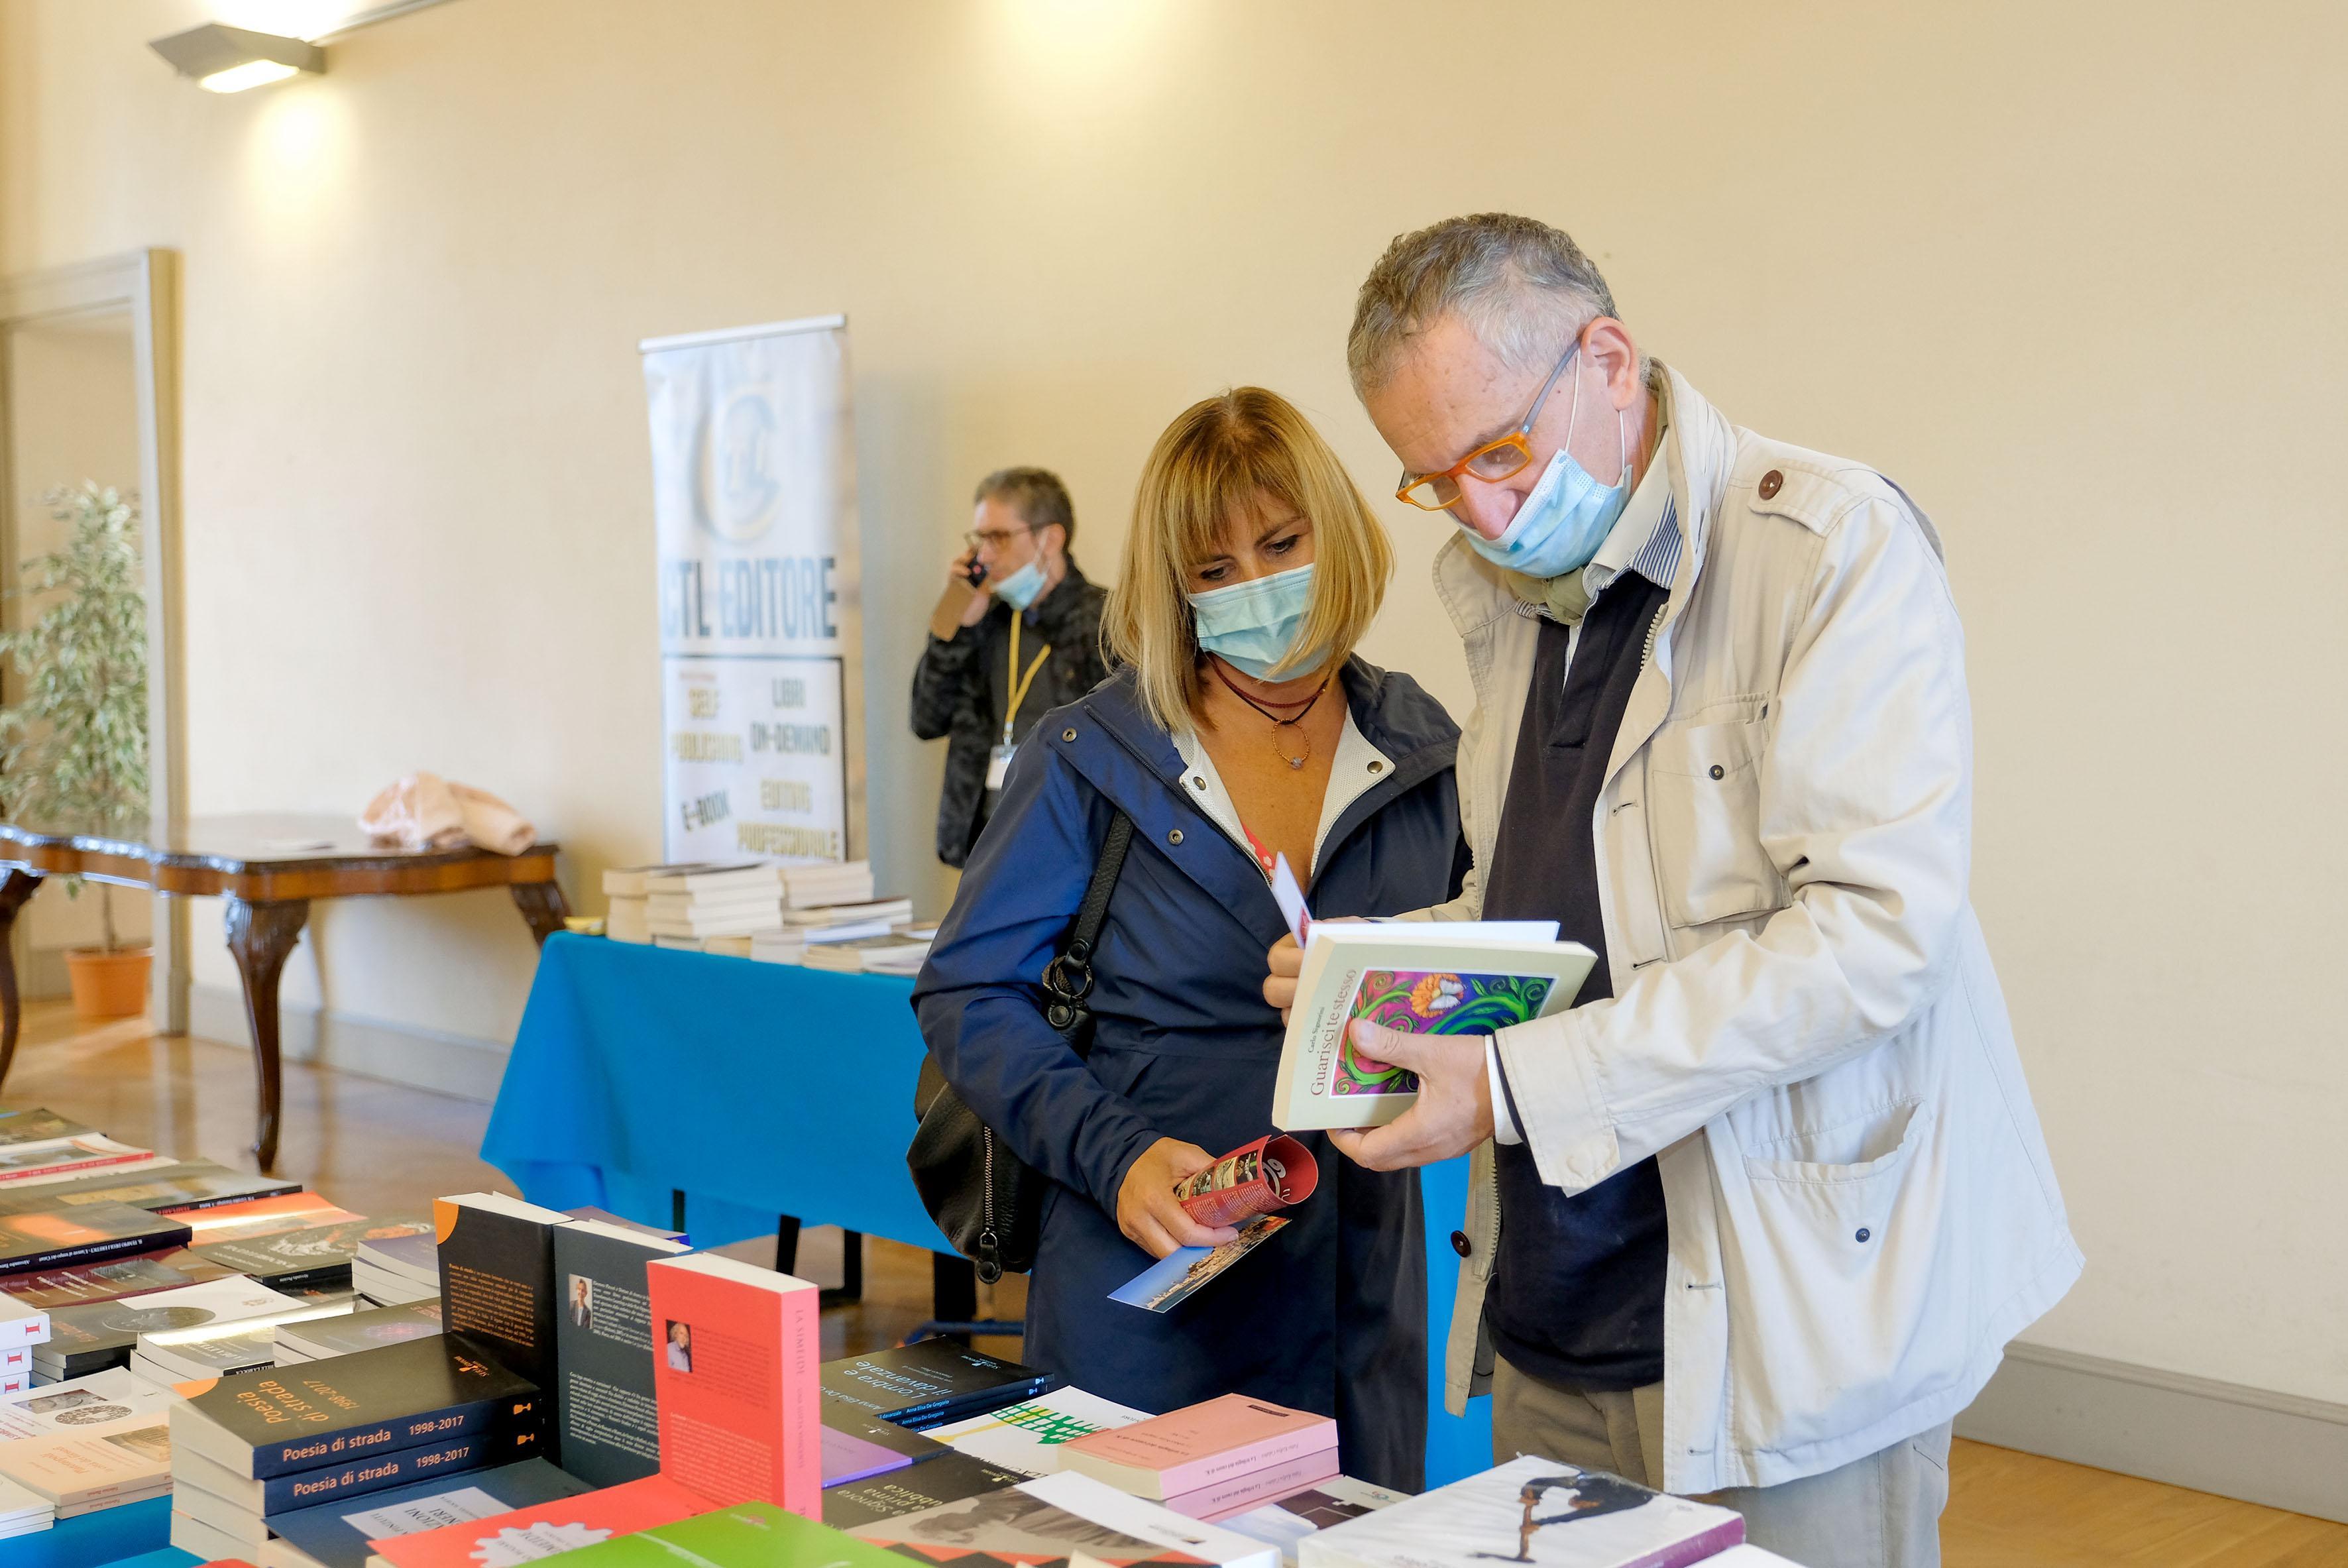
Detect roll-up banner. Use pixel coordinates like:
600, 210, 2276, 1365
640, 315, 863, 866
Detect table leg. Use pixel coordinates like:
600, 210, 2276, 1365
0, 870, 43, 1092
510, 881, 571, 946
225, 897, 309, 1172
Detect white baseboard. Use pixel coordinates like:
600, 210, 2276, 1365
186, 983, 508, 1103
1956, 1341, 2348, 1523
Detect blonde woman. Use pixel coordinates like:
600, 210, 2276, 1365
914, 388, 1467, 1490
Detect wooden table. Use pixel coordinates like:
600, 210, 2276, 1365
0, 814, 569, 1170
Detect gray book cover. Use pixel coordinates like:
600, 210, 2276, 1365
550, 1219, 688, 1488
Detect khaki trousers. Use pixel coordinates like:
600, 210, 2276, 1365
1490, 1357, 1952, 1568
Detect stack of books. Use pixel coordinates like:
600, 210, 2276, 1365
785, 860, 876, 909
0, 1296, 46, 1397
749, 927, 809, 965
0, 1369, 172, 1524
1059, 1394, 1341, 1522
165, 1332, 548, 1562
820, 1340, 1060, 1432
352, 1231, 439, 1305
125, 1297, 352, 1390
602, 864, 660, 944
274, 1296, 441, 1365
34, 1275, 307, 1383
645, 863, 786, 949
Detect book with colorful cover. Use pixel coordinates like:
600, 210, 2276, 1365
34, 1276, 309, 1378
823, 1426, 917, 1486
1270, 923, 1589, 1131
552, 1217, 691, 1487
1220, 1477, 1409, 1568
177, 1192, 356, 1245
1060, 1396, 1336, 1504
850, 1470, 1280, 1568
0, 1247, 237, 1309
541, 1498, 905, 1568
0, 1367, 167, 1440
0, 1109, 91, 1145
266, 1455, 590, 1568
433, 1194, 569, 1459
820, 1450, 1032, 1530
0, 1135, 160, 1186
0, 1159, 298, 1217
1298, 1455, 1744, 1568
926, 1387, 1152, 1478
646, 1252, 821, 1517
820, 1341, 1058, 1431
0, 1202, 192, 1276
168, 1333, 545, 1480
819, 1397, 952, 1467
364, 1472, 717, 1568
191, 1217, 433, 1291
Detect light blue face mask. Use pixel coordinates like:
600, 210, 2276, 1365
1189, 563, 1321, 681
1463, 361, 1633, 582
993, 556, 1047, 611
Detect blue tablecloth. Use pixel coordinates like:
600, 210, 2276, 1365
0, 1496, 170, 1567
483, 934, 1490, 1484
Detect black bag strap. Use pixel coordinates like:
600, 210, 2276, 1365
1038, 811, 1134, 1051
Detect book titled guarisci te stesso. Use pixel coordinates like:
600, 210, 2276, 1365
1270, 923, 1593, 1131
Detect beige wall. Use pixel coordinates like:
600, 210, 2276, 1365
3, 0, 2343, 1406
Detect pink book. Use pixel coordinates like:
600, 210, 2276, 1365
368, 1474, 714, 1567
1060, 1394, 1338, 1500
645, 1253, 822, 1518
1171, 1444, 1340, 1521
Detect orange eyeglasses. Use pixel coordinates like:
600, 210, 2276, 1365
1394, 337, 1581, 510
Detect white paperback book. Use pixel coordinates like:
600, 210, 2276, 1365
1270, 923, 1591, 1131
1300, 1455, 1744, 1568
0, 1294, 46, 1348
1221, 1476, 1408, 1567
926, 1386, 1153, 1477
0, 1368, 168, 1441
0, 1473, 50, 1538
0, 1412, 174, 1506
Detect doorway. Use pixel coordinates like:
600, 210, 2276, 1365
0, 252, 187, 1031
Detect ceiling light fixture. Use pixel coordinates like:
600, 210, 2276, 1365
148, 23, 325, 93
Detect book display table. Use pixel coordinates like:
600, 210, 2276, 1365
484, 933, 1493, 1485
0, 1494, 170, 1566
0, 814, 570, 1171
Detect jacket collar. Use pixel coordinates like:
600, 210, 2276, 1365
1048, 657, 1457, 910
1018, 556, 1097, 642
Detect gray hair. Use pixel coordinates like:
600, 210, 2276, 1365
973, 465, 1077, 544
1347, 213, 1622, 397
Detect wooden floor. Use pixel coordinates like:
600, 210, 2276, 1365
3, 999, 2341, 1564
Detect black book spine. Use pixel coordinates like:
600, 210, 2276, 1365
252, 1390, 547, 1479
0, 1227, 193, 1278
260, 1422, 545, 1514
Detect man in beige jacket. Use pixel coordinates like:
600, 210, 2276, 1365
1266, 214, 2080, 1567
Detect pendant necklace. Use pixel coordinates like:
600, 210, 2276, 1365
1211, 659, 1330, 771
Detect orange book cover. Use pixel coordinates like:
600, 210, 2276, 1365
368, 1473, 714, 1567
175, 1192, 349, 1245
645, 1254, 821, 1518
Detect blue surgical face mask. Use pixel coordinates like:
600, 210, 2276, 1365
993, 556, 1047, 610
1463, 364, 1632, 582
1189, 563, 1321, 681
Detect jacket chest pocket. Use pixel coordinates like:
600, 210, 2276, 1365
1646, 717, 1784, 928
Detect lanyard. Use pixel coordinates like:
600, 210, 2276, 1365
1002, 614, 1052, 747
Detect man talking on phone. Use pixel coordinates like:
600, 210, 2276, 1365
912, 467, 1112, 868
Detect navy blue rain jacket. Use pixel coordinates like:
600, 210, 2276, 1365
912, 658, 1468, 1492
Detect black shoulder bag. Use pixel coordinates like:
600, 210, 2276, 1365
907, 812, 1134, 1283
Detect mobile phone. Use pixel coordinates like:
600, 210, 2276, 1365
963, 559, 988, 588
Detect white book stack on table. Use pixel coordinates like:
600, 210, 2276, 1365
644, 862, 785, 941
130, 1299, 355, 1390
1299, 1455, 1745, 1568
0, 1365, 168, 1526
750, 927, 808, 966
0, 1296, 48, 1398
784, 858, 876, 909
0, 1475, 50, 1540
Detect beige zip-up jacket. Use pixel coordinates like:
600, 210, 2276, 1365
1425, 364, 2082, 1494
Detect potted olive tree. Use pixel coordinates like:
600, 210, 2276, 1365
0, 482, 150, 1018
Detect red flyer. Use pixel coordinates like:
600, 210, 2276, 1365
1173, 1135, 1319, 1229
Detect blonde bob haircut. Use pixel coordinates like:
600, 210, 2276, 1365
1106, 387, 1394, 733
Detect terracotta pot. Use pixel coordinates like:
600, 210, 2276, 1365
65, 946, 151, 1021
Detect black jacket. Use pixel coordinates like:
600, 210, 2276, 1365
912, 659, 1469, 1490
909, 561, 1111, 867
